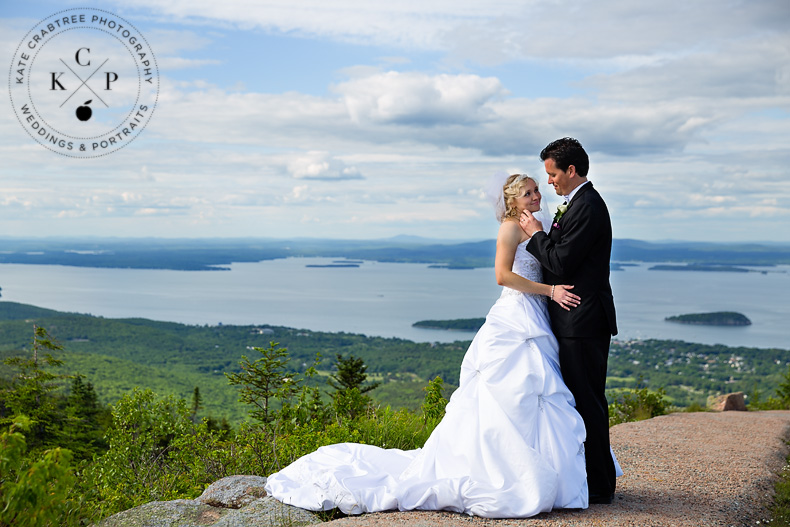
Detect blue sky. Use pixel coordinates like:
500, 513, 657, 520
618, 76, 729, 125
1, 0, 788, 242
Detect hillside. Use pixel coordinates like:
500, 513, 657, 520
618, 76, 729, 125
0, 302, 787, 423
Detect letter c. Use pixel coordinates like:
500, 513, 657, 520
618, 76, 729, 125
75, 47, 90, 66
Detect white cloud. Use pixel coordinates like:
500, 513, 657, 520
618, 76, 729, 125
113, 0, 512, 49
588, 34, 790, 101
284, 151, 363, 180
142, 71, 729, 160
335, 71, 505, 125
112, 0, 789, 65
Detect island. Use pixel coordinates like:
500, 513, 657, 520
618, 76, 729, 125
413, 318, 486, 331
611, 262, 639, 271
305, 263, 360, 268
649, 264, 751, 273
665, 311, 751, 326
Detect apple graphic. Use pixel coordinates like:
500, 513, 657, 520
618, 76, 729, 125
76, 100, 92, 121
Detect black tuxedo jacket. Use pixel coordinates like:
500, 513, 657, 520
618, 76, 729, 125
527, 182, 617, 338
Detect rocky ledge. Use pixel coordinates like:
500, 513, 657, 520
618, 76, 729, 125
96, 475, 320, 527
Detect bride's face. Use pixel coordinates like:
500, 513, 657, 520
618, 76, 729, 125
514, 179, 541, 214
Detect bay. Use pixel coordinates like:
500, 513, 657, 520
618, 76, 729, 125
0, 259, 787, 349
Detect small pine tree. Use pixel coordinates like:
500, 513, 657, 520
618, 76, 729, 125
62, 376, 108, 459
328, 354, 380, 420
225, 342, 298, 425
328, 354, 380, 394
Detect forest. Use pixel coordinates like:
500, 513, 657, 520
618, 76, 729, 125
0, 302, 787, 424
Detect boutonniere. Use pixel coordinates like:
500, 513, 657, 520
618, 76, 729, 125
553, 203, 568, 223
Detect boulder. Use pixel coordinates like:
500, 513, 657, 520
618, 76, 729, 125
96, 499, 230, 527
96, 476, 321, 527
197, 475, 269, 509
211, 497, 321, 527
707, 392, 747, 411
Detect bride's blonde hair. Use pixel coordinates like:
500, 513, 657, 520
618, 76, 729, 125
502, 174, 536, 220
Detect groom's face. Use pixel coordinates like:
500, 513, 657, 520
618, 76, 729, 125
544, 158, 573, 196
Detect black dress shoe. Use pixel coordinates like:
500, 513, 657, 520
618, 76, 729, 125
589, 493, 614, 504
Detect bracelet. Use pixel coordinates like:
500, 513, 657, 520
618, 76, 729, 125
550, 285, 555, 300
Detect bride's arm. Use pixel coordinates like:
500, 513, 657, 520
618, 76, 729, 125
495, 221, 551, 296
495, 221, 581, 310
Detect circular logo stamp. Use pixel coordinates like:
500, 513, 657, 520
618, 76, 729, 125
8, 8, 159, 158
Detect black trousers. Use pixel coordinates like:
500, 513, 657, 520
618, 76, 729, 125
556, 335, 616, 498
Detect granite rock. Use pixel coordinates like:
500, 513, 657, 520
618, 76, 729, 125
96, 476, 320, 527
708, 392, 747, 411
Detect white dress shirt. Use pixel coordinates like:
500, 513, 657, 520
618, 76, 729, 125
564, 180, 590, 204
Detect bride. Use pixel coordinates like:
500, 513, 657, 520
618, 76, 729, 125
265, 173, 600, 517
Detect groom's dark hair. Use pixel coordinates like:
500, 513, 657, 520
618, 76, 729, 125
540, 137, 589, 177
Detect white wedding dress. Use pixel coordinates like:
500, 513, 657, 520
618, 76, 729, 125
265, 242, 596, 517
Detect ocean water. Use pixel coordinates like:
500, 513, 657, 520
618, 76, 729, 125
0, 259, 787, 349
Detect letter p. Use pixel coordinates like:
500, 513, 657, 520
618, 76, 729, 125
105, 72, 119, 90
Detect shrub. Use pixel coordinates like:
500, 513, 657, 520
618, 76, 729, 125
0, 416, 77, 527
83, 388, 194, 516
608, 385, 669, 427
421, 376, 448, 423
748, 366, 790, 410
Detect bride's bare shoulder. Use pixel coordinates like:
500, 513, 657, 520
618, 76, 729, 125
498, 219, 528, 243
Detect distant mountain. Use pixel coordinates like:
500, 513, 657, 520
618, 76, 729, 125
0, 237, 787, 271
612, 239, 790, 266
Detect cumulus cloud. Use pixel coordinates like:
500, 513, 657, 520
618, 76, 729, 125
143, 70, 724, 160
335, 71, 505, 126
284, 151, 363, 180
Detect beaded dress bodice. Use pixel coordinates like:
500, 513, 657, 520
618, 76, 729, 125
500, 240, 545, 300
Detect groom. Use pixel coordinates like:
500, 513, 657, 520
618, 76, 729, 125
519, 137, 618, 504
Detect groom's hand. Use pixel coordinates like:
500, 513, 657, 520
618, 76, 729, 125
519, 211, 543, 238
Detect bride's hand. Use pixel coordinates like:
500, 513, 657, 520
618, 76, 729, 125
552, 285, 581, 311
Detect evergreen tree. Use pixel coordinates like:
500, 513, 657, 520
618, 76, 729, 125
0, 326, 69, 450
190, 386, 203, 423
327, 354, 380, 420
327, 354, 380, 394
63, 376, 108, 459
